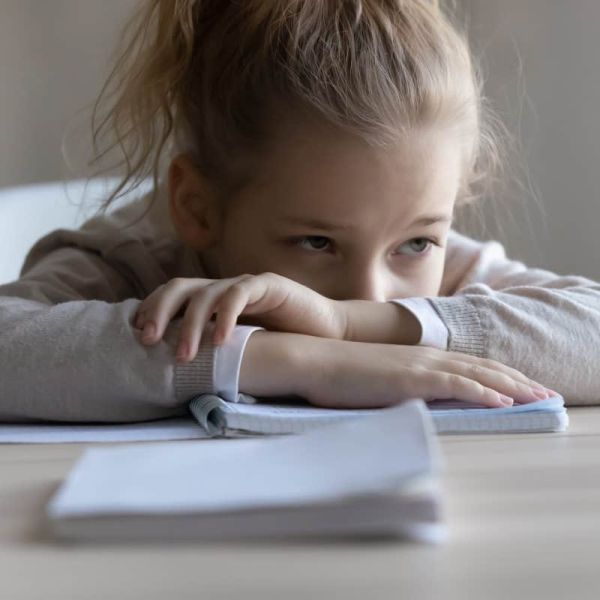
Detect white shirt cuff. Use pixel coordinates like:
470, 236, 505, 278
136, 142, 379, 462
387, 298, 449, 349
214, 325, 265, 402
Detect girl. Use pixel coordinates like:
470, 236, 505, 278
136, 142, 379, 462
0, 0, 597, 423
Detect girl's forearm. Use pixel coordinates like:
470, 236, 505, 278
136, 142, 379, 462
238, 303, 422, 399
340, 300, 422, 345
238, 330, 318, 397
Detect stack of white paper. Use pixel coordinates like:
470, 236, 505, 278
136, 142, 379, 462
47, 399, 445, 543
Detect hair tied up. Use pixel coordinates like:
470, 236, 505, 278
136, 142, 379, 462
65, 0, 505, 229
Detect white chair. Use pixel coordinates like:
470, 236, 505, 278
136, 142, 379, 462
0, 177, 153, 285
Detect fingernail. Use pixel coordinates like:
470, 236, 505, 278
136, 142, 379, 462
499, 394, 513, 406
532, 388, 549, 399
176, 342, 189, 361
545, 388, 559, 397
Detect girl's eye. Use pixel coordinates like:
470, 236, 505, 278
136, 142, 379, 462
294, 236, 332, 252
394, 238, 438, 257
291, 236, 439, 256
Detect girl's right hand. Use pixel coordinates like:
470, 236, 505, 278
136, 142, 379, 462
297, 338, 553, 409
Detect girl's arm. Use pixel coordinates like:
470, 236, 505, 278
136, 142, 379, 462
0, 246, 261, 422
342, 229, 600, 405
239, 330, 551, 408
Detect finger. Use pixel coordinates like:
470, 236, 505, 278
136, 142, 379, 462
212, 284, 252, 344
415, 371, 511, 408
439, 350, 550, 393
474, 357, 550, 393
176, 276, 256, 360
134, 305, 149, 329
436, 360, 549, 404
140, 280, 196, 344
135, 286, 166, 328
176, 288, 224, 362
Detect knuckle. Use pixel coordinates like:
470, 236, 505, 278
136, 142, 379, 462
186, 293, 204, 310
143, 291, 159, 305
466, 363, 485, 379
499, 372, 517, 387
261, 271, 281, 282
486, 372, 508, 389
479, 357, 506, 371
410, 365, 429, 378
518, 370, 537, 383
229, 281, 248, 293
444, 373, 466, 395
480, 357, 519, 379
232, 274, 254, 284
167, 277, 187, 289
403, 365, 427, 384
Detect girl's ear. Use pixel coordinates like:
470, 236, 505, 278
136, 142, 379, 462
167, 153, 223, 251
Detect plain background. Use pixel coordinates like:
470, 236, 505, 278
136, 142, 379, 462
0, 0, 598, 279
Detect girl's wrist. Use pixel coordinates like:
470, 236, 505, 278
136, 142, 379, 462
339, 299, 422, 345
238, 330, 325, 398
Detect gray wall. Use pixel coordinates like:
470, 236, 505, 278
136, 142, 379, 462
1, 1, 599, 278
459, 0, 600, 278
0, 0, 136, 186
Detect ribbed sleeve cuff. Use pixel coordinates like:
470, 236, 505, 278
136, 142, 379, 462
174, 340, 216, 402
166, 320, 217, 402
426, 296, 487, 357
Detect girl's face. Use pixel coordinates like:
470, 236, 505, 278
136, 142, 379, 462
179, 120, 462, 301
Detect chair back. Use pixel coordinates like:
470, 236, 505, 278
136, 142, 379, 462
0, 178, 152, 284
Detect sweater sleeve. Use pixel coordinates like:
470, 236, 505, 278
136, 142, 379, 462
387, 297, 449, 349
425, 233, 600, 406
0, 246, 260, 423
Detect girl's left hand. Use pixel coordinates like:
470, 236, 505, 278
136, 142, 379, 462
133, 272, 347, 362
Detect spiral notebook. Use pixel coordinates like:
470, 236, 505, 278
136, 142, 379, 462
189, 393, 569, 437
0, 394, 568, 444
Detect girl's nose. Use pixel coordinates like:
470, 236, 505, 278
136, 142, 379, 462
338, 269, 388, 302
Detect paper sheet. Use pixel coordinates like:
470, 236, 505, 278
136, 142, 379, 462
47, 400, 438, 516
0, 418, 208, 444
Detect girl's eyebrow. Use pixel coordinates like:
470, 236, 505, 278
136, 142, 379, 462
278, 214, 452, 231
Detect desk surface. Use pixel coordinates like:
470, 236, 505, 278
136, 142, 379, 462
1, 408, 599, 600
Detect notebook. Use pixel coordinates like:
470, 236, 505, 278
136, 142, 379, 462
0, 394, 568, 444
190, 393, 569, 437
47, 399, 446, 543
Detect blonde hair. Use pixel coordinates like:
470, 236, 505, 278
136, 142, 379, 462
70, 0, 505, 224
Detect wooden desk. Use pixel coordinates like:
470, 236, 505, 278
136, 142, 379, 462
1, 408, 599, 600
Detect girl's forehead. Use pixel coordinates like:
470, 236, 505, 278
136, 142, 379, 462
247, 125, 462, 224
260, 119, 460, 182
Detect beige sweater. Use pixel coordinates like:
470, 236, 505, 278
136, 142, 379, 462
1, 183, 599, 422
